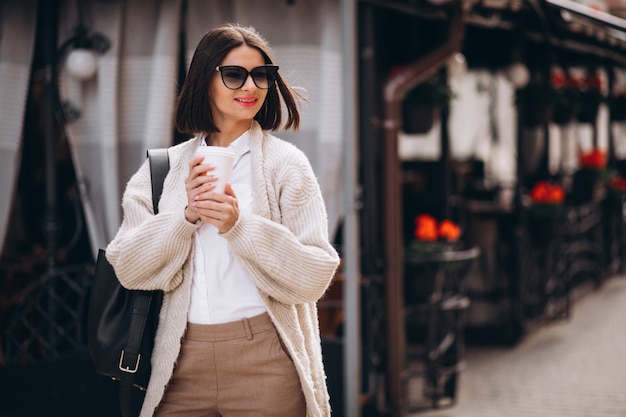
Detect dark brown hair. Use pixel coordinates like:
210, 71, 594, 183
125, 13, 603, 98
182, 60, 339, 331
175, 23, 304, 136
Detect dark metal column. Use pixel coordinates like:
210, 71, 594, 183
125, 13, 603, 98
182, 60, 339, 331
381, 3, 465, 413
40, 0, 61, 268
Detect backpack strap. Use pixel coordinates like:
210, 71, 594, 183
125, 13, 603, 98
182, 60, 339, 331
147, 148, 170, 215
118, 148, 169, 417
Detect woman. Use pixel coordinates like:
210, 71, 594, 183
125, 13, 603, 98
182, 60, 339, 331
106, 23, 340, 417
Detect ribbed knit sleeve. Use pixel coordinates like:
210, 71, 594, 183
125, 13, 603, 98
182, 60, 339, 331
106, 145, 201, 292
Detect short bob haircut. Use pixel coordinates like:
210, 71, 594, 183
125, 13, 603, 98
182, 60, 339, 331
175, 23, 304, 136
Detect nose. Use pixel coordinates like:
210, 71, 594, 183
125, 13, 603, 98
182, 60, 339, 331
241, 73, 257, 90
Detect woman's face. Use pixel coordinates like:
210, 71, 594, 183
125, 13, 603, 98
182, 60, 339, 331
209, 45, 269, 129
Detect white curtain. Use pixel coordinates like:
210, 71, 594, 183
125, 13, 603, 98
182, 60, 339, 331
186, 0, 344, 239
58, 0, 182, 259
0, 0, 38, 254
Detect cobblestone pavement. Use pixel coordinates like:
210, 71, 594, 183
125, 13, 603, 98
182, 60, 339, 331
409, 276, 626, 417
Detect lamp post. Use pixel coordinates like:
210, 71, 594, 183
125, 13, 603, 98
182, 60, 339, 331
40, 0, 60, 268
40, 1, 110, 268
3, 0, 111, 364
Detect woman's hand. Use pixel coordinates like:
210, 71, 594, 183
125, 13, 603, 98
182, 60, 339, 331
184, 156, 239, 233
195, 183, 239, 233
184, 155, 216, 224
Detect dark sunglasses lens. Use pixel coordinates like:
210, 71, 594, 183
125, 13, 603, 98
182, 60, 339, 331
221, 67, 247, 89
251, 67, 276, 88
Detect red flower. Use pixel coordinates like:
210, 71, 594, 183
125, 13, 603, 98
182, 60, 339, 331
568, 74, 585, 90
414, 214, 461, 242
529, 181, 565, 204
547, 186, 565, 203
579, 149, 606, 169
530, 181, 550, 202
550, 68, 567, 89
586, 73, 603, 91
608, 177, 626, 192
414, 214, 438, 241
438, 220, 461, 241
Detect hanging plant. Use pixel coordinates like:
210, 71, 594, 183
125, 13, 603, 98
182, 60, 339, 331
402, 106, 440, 135
401, 75, 456, 134
571, 148, 608, 203
525, 181, 566, 246
551, 67, 581, 126
515, 73, 559, 127
607, 175, 626, 198
527, 181, 565, 221
610, 68, 626, 122
576, 71, 607, 124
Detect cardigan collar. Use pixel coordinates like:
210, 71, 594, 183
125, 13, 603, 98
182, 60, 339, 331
248, 121, 273, 220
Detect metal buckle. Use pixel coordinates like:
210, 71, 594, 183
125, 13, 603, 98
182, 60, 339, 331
118, 350, 141, 374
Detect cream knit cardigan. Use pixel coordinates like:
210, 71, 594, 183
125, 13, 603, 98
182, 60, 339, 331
106, 122, 340, 417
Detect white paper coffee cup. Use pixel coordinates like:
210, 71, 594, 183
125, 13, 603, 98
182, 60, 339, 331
194, 146, 236, 193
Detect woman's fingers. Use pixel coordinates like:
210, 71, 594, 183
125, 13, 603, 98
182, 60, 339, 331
186, 156, 238, 232
194, 184, 239, 232
184, 156, 220, 223
186, 158, 218, 195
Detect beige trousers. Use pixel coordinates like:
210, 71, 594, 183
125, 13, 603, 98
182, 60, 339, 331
154, 313, 306, 417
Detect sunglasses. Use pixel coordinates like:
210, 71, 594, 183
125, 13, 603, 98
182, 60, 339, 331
215, 65, 279, 90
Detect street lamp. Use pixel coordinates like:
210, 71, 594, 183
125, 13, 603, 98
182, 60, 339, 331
58, 25, 110, 81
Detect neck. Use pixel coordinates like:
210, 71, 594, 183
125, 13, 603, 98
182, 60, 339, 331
207, 120, 253, 147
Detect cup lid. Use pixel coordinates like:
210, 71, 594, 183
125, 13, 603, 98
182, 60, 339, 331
195, 145, 236, 157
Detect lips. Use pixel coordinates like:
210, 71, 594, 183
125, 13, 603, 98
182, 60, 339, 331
235, 97, 257, 104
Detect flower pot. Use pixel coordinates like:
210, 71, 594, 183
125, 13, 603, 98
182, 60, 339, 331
402, 105, 440, 134
552, 102, 577, 125
527, 218, 562, 247
520, 105, 553, 127
610, 96, 626, 122
404, 241, 458, 302
572, 168, 604, 203
404, 242, 478, 303
404, 262, 439, 302
577, 96, 601, 124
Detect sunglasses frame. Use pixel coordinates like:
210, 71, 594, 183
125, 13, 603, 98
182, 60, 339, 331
215, 65, 279, 90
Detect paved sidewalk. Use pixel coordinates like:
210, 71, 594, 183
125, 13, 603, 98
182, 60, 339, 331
410, 276, 626, 417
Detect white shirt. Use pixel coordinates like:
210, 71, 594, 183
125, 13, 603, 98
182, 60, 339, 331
188, 131, 267, 324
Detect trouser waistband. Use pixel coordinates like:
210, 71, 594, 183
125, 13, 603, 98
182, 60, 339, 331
185, 312, 274, 342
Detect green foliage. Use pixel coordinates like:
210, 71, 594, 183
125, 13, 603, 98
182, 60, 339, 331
515, 82, 559, 108
402, 75, 456, 108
